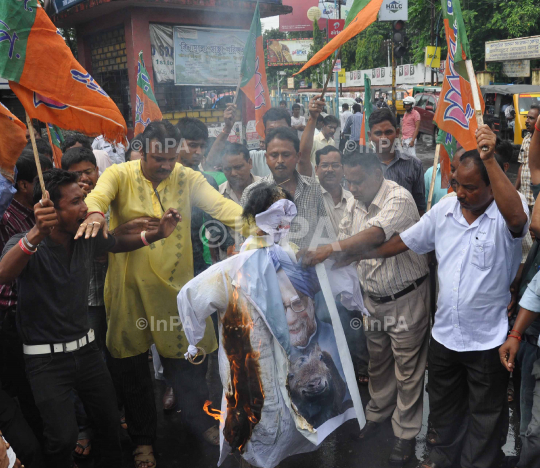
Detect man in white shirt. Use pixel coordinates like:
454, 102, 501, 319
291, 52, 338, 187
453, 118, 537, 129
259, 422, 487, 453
310, 115, 339, 166
291, 104, 306, 140
340, 103, 353, 149
91, 135, 125, 164
355, 126, 529, 468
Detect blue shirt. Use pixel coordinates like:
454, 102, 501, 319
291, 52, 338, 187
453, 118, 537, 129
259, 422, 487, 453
424, 164, 448, 207
401, 195, 529, 352
519, 270, 540, 346
343, 113, 363, 142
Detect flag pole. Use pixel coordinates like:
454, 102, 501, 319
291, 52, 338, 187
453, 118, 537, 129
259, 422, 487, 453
25, 112, 47, 197
320, 50, 341, 100
427, 144, 441, 211
232, 74, 243, 106
465, 59, 488, 152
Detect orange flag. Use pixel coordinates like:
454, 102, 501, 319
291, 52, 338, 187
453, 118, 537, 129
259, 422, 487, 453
0, 103, 27, 181
433, 0, 484, 151
239, 2, 271, 138
294, 0, 384, 76
0, 1, 127, 144
134, 51, 162, 136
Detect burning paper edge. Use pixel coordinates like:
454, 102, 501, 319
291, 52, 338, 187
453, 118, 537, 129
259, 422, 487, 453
315, 263, 366, 431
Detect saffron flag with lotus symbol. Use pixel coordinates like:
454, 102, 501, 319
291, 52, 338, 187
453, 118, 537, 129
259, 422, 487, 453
134, 51, 162, 136
0, 0, 127, 143
240, 2, 271, 138
433, 0, 483, 151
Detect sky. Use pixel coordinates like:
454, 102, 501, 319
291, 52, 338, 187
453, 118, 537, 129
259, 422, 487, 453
261, 16, 280, 32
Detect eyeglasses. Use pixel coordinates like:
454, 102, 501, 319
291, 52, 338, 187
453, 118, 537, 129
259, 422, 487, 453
283, 295, 306, 313
319, 163, 342, 170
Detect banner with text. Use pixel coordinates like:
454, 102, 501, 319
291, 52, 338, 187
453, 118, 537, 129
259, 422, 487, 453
173, 27, 249, 86
150, 24, 174, 83
485, 36, 540, 62
378, 0, 408, 21
267, 39, 313, 66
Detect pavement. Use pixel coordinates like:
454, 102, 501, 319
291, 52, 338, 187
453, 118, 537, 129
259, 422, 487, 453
82, 137, 522, 468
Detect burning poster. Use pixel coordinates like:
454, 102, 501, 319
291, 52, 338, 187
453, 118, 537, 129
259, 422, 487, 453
178, 200, 366, 468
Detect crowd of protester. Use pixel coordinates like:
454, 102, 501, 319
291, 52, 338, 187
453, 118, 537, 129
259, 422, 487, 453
0, 94, 539, 468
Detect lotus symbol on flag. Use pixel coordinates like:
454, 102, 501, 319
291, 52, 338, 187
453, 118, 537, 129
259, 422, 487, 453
71, 70, 109, 97
33, 92, 68, 110
253, 57, 266, 110
442, 23, 474, 129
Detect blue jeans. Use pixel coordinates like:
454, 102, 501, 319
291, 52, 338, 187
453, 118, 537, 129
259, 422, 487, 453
518, 340, 540, 437
24, 341, 122, 468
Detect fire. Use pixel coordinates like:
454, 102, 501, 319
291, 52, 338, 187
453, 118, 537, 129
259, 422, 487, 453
219, 276, 265, 453
203, 400, 225, 423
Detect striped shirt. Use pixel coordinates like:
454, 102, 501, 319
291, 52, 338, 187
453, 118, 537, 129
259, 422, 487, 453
0, 199, 35, 311
518, 133, 533, 206
381, 150, 426, 212
240, 171, 334, 250
338, 179, 429, 297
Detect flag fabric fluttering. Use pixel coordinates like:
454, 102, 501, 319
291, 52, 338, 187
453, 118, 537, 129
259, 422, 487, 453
436, 129, 458, 190
0, 0, 127, 143
239, 2, 271, 138
359, 75, 372, 146
294, 0, 384, 76
134, 51, 162, 136
46, 123, 64, 168
0, 103, 27, 181
433, 0, 483, 151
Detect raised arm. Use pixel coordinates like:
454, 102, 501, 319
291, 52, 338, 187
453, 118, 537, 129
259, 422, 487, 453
0, 198, 57, 284
206, 104, 236, 164
298, 95, 325, 177
529, 113, 540, 185
477, 125, 528, 234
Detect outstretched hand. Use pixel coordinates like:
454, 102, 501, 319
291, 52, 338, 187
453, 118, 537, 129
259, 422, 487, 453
34, 192, 57, 237
308, 95, 325, 120
154, 208, 181, 239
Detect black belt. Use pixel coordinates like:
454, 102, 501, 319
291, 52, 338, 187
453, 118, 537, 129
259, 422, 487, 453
369, 275, 428, 304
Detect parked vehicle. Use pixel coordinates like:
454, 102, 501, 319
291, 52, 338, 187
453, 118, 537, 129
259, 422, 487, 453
412, 91, 441, 146
481, 85, 540, 149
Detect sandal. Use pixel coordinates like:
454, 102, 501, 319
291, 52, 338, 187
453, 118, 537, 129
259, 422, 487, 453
73, 433, 91, 460
203, 426, 220, 446
133, 445, 156, 468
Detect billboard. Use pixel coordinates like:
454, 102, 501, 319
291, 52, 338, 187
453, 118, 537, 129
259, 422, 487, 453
173, 27, 249, 86
485, 36, 540, 62
267, 39, 313, 66
280, 0, 318, 32
378, 0, 408, 21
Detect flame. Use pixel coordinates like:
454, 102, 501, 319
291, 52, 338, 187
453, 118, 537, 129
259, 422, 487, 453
203, 400, 225, 423
212, 270, 265, 454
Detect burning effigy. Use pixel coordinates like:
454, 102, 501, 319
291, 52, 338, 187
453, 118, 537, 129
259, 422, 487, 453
178, 184, 366, 468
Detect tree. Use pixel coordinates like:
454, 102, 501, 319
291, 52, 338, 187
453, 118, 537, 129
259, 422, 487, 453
306, 19, 333, 88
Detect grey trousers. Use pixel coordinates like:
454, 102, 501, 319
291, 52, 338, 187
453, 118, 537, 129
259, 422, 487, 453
363, 279, 430, 440
518, 357, 540, 468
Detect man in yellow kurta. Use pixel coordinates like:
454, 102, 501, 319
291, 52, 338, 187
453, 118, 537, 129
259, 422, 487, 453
81, 121, 242, 467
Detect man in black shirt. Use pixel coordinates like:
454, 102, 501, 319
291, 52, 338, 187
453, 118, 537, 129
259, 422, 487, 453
0, 169, 180, 468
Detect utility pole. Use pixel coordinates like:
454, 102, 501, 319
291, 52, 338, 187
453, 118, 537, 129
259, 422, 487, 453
430, 1, 435, 85
392, 43, 396, 117
334, 0, 339, 117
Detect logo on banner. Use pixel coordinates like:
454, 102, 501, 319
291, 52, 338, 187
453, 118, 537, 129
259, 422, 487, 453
135, 95, 151, 128
33, 92, 69, 110
442, 22, 474, 129
71, 70, 109, 97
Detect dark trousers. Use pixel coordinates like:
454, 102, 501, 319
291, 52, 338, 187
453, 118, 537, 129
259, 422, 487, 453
108, 351, 213, 446
518, 357, 540, 468
24, 342, 122, 468
0, 309, 43, 442
427, 338, 509, 468
0, 388, 43, 468
518, 341, 540, 436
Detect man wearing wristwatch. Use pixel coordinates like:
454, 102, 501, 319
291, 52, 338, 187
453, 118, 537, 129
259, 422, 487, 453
0, 168, 180, 468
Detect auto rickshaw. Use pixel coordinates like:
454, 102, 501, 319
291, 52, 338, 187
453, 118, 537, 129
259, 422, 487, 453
481, 85, 540, 149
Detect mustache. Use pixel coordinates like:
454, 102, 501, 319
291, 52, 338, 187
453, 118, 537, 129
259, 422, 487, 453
275, 165, 287, 170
